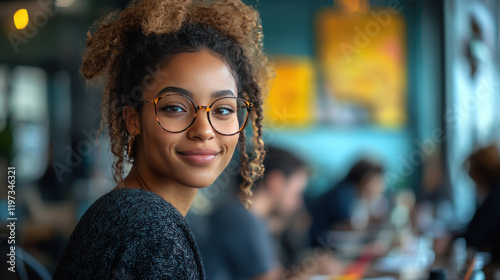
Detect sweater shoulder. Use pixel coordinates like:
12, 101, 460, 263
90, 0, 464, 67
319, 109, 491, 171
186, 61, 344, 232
91, 188, 182, 218
78, 188, 187, 236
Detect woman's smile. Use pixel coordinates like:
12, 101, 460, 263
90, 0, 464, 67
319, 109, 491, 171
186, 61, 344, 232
176, 148, 221, 165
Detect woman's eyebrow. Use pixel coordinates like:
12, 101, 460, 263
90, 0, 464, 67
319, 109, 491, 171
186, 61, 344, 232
156, 87, 235, 99
157, 86, 192, 97
212, 90, 235, 98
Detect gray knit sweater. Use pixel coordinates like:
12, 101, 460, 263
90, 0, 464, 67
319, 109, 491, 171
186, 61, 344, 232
53, 188, 204, 280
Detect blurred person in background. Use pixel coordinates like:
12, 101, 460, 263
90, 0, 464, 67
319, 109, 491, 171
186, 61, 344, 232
52, 0, 272, 278
308, 159, 387, 247
196, 147, 340, 279
414, 151, 455, 258
461, 144, 500, 261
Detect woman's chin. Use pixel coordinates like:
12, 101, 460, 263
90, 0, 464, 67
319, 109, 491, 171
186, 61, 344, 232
183, 178, 217, 189
187, 183, 212, 189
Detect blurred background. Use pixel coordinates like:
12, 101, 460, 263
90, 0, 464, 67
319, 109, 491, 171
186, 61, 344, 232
0, 0, 499, 279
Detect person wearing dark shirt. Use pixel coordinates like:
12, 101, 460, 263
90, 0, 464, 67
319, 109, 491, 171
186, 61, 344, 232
308, 159, 386, 247
53, 0, 272, 278
463, 144, 500, 261
200, 199, 277, 280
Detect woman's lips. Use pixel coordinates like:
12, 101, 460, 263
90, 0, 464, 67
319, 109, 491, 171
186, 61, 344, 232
177, 149, 220, 165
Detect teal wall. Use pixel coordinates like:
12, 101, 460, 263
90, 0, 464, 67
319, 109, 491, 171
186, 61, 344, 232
251, 0, 438, 195
264, 127, 412, 195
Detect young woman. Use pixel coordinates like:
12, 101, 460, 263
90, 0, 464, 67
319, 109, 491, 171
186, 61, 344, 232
53, 0, 271, 278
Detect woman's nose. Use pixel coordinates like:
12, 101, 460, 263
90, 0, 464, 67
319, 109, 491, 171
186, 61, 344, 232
187, 111, 215, 141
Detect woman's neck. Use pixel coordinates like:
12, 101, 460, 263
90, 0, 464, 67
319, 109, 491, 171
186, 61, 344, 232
122, 164, 198, 217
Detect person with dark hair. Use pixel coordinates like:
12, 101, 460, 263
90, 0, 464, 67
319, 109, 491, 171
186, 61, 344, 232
462, 144, 500, 261
195, 146, 310, 280
53, 0, 272, 279
308, 159, 386, 247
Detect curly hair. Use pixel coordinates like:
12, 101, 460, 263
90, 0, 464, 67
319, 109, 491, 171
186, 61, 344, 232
81, 0, 272, 209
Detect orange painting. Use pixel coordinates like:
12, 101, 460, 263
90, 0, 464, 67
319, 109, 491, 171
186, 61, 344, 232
317, 9, 407, 127
265, 58, 316, 127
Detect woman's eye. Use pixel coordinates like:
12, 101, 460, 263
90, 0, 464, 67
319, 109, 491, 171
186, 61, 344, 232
213, 107, 235, 115
160, 105, 186, 113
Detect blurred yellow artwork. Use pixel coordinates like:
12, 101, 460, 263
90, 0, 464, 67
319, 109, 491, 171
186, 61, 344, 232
265, 58, 316, 128
317, 8, 407, 127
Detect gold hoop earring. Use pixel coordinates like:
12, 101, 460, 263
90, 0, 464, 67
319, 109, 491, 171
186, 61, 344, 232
127, 134, 135, 157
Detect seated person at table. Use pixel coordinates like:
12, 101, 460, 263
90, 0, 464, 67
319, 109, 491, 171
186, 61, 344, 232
308, 159, 386, 247
195, 147, 310, 280
462, 144, 500, 261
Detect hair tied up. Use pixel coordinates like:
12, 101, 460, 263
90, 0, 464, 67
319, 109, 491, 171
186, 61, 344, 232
81, 11, 132, 80
81, 0, 197, 81
141, 0, 192, 35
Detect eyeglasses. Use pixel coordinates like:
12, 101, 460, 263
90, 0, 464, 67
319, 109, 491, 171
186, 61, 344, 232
143, 94, 253, 136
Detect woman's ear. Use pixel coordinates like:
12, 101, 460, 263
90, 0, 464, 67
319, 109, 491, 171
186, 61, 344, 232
123, 105, 141, 136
